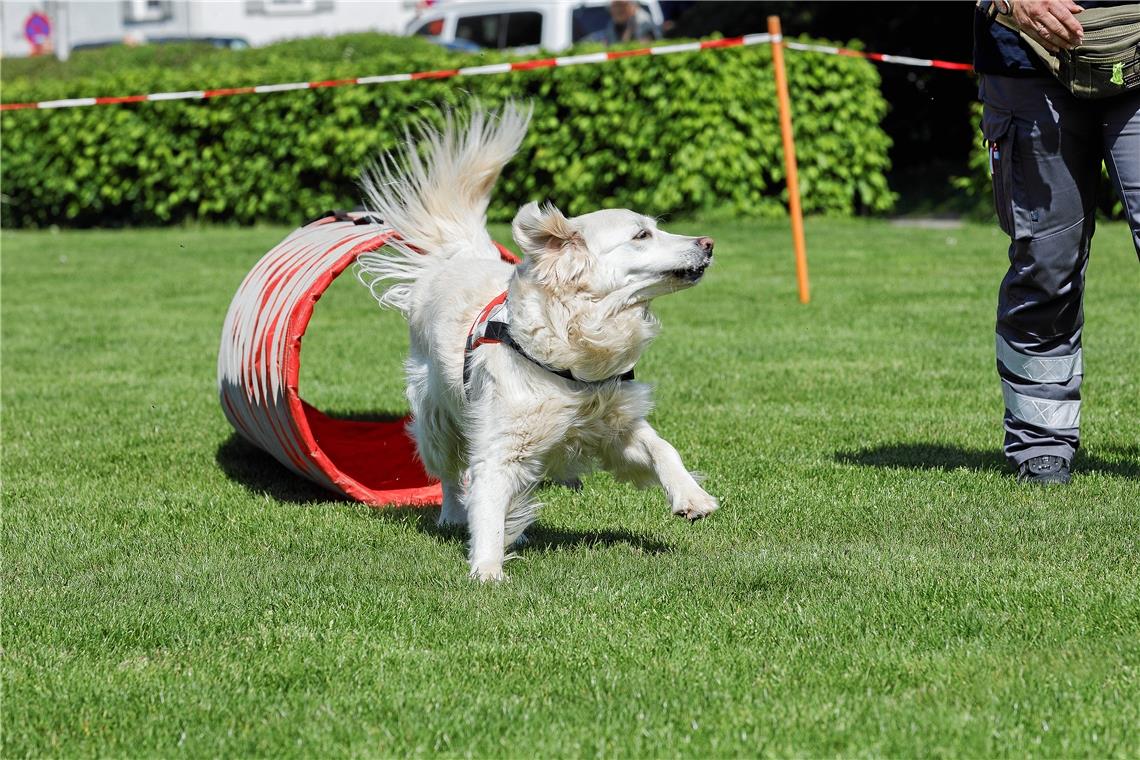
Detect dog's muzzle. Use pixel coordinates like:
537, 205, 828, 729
670, 236, 714, 282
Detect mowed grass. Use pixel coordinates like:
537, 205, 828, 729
2, 217, 1138, 758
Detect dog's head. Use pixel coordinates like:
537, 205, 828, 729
511, 202, 713, 305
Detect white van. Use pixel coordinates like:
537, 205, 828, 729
406, 0, 664, 54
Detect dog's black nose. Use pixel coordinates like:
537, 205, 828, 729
697, 237, 714, 255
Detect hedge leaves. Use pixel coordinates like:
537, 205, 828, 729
1, 34, 895, 227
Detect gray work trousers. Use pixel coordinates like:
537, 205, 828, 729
979, 74, 1139, 466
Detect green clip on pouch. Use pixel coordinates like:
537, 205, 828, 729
991, 2, 1140, 98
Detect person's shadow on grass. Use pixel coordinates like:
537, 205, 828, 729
215, 431, 672, 555
835, 442, 1140, 479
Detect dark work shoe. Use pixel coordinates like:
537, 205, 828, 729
1016, 455, 1071, 485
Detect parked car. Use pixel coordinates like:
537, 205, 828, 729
70, 36, 250, 53
407, 0, 663, 53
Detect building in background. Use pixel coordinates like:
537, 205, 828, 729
0, 0, 421, 59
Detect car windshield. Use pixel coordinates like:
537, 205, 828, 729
571, 6, 611, 42
571, 4, 653, 43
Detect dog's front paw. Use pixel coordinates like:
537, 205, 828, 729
469, 562, 508, 583
672, 490, 719, 522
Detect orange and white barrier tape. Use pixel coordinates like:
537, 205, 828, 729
784, 40, 973, 71
0, 34, 972, 112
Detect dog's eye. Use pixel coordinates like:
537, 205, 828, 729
633, 229, 652, 241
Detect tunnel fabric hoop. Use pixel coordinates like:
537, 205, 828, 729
217, 213, 518, 506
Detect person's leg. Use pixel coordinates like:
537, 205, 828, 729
1100, 91, 1140, 259
979, 75, 1102, 475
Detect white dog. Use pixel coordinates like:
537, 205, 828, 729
356, 103, 717, 581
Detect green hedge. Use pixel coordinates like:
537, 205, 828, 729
1, 34, 895, 228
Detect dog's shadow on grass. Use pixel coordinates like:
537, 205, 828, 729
835, 442, 1140, 479
215, 432, 672, 555
369, 507, 673, 555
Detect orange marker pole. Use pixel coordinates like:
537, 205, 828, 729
767, 15, 810, 304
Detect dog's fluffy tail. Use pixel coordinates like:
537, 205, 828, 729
355, 102, 531, 313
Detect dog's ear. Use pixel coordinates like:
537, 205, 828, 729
512, 202, 583, 256
513, 202, 591, 289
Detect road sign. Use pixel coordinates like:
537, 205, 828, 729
25, 11, 52, 55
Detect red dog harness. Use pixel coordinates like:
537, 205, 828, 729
463, 290, 635, 395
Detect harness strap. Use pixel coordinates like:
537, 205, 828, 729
304, 209, 384, 227
463, 290, 635, 396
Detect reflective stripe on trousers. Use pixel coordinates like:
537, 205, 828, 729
1001, 382, 1081, 430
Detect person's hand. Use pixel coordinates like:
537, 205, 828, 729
1011, 0, 1084, 52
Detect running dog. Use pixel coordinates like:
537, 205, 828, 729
356, 103, 717, 581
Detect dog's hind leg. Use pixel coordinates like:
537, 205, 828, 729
405, 355, 469, 527
415, 434, 466, 529
465, 458, 533, 582
503, 491, 540, 548
438, 479, 467, 527
604, 420, 719, 521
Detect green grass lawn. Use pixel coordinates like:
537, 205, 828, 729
3, 218, 1138, 758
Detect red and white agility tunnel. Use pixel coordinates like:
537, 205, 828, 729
217, 212, 517, 507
